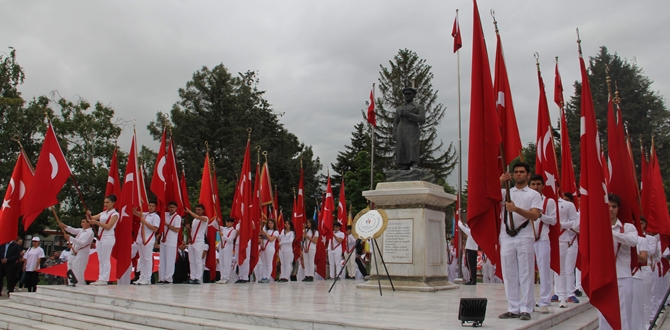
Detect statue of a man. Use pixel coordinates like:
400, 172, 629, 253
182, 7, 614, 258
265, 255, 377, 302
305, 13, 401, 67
393, 85, 426, 170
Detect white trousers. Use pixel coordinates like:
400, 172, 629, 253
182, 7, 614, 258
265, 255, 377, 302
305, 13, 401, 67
304, 248, 316, 277
345, 251, 356, 278
462, 255, 471, 283
447, 261, 458, 282
159, 244, 177, 282
279, 249, 293, 280
599, 276, 633, 330
137, 240, 154, 281
69, 249, 90, 284
188, 242, 205, 281
567, 242, 579, 293
236, 244, 251, 280
328, 249, 342, 279
553, 241, 569, 301
97, 236, 115, 282
534, 239, 552, 307
260, 246, 276, 281
500, 236, 536, 314
482, 260, 494, 283
632, 271, 651, 330
650, 268, 668, 321
219, 248, 233, 281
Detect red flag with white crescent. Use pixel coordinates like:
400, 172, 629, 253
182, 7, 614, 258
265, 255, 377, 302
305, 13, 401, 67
0, 151, 34, 245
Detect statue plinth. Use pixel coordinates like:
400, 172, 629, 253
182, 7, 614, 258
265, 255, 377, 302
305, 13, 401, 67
357, 181, 458, 292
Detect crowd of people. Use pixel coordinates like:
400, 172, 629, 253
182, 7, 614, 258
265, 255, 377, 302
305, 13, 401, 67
446, 162, 669, 329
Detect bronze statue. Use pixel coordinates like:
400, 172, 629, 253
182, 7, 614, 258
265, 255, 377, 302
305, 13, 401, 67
393, 85, 425, 170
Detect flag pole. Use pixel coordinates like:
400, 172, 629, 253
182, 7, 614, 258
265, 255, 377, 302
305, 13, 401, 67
370, 82, 376, 194
455, 8, 464, 284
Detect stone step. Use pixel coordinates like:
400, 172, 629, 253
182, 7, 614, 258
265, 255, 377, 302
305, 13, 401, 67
544, 306, 598, 330
517, 302, 595, 330
0, 311, 74, 330
33, 285, 371, 330
8, 292, 288, 330
0, 300, 162, 330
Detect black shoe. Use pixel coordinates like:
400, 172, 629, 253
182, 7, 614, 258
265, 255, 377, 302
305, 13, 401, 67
498, 312, 520, 319
235, 279, 248, 284
574, 289, 583, 297
303, 277, 313, 282
519, 312, 531, 321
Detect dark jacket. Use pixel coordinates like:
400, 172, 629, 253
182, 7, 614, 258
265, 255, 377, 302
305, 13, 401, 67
0, 242, 22, 263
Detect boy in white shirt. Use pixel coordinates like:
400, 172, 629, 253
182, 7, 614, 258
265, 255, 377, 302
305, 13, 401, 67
132, 201, 160, 285
158, 201, 182, 284
328, 222, 345, 280
216, 217, 236, 284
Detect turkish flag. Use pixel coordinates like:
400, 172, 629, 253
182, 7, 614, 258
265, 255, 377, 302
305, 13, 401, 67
646, 144, 670, 235
0, 151, 34, 245
493, 30, 523, 164
556, 63, 578, 208
577, 47, 621, 330
466, 0, 502, 274
293, 167, 305, 261
22, 122, 72, 229
177, 169, 190, 247
337, 178, 347, 258
641, 145, 650, 219
534, 69, 561, 274
274, 187, 283, 233
104, 149, 122, 206
452, 11, 462, 53
315, 197, 328, 279
248, 163, 262, 275
150, 130, 168, 234
113, 133, 141, 280
367, 89, 376, 127
165, 138, 184, 216
198, 155, 218, 281
553, 61, 564, 109
233, 139, 252, 266
322, 176, 335, 242
259, 162, 273, 207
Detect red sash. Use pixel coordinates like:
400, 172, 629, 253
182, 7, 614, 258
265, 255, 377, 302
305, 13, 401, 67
189, 219, 203, 244
221, 228, 234, 250
304, 230, 315, 253
141, 213, 157, 246
97, 210, 118, 240
161, 213, 178, 243
330, 233, 342, 250
261, 230, 276, 251
535, 197, 550, 242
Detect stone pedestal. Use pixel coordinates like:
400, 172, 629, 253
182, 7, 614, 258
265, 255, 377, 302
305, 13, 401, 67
357, 181, 458, 292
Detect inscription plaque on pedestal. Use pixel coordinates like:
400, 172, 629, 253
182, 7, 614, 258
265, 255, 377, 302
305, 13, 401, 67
382, 219, 413, 263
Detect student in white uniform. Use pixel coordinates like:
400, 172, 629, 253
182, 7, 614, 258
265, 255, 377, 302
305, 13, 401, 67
344, 225, 357, 279
59, 218, 95, 286
216, 217, 236, 284
528, 175, 557, 314
258, 219, 279, 283
553, 194, 580, 308
185, 204, 209, 284
458, 220, 479, 285
447, 239, 458, 282
158, 202, 182, 284
328, 222, 345, 279
498, 162, 543, 321
132, 201, 160, 285
87, 194, 119, 285
481, 253, 494, 283
234, 219, 254, 284
302, 219, 319, 282
23, 237, 45, 292
278, 220, 295, 282
632, 217, 656, 330
598, 194, 638, 330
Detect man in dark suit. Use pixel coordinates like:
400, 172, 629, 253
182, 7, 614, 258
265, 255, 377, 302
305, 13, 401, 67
173, 243, 190, 284
0, 238, 23, 296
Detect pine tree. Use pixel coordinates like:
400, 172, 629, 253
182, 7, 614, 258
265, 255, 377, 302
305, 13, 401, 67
375, 49, 456, 182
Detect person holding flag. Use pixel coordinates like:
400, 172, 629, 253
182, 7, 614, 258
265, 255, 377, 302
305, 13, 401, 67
87, 195, 119, 285
277, 220, 295, 282
216, 217, 236, 284
158, 201, 182, 284
457, 220, 479, 285
185, 204, 209, 284
132, 201, 160, 285
327, 222, 345, 280
553, 193, 580, 308
344, 225, 356, 279
258, 219, 279, 283
528, 174, 557, 314
302, 219, 319, 282
57, 216, 95, 287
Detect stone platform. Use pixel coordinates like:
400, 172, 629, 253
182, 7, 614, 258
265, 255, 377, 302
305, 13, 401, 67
0, 282, 600, 329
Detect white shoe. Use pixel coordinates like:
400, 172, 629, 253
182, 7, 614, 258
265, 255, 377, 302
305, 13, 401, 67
91, 281, 108, 286
215, 279, 229, 284
135, 279, 151, 285
538, 306, 549, 314
559, 301, 568, 308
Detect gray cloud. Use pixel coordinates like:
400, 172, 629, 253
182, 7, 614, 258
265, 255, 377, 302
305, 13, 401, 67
2, 0, 668, 189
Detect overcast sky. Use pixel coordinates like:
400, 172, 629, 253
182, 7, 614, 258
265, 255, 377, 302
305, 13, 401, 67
2, 0, 668, 189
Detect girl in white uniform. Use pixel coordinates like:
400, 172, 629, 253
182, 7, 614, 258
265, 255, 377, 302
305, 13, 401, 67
259, 219, 279, 283
278, 221, 295, 282
302, 219, 319, 282
87, 195, 119, 285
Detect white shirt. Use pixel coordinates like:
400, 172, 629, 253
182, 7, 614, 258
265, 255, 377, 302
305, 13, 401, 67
533, 196, 557, 241
24, 246, 45, 271
346, 234, 356, 253
611, 219, 639, 278
59, 249, 72, 262
219, 226, 236, 251
500, 186, 543, 239
328, 231, 345, 251
304, 229, 319, 251
136, 212, 160, 245
278, 230, 295, 252
557, 199, 579, 242
162, 212, 182, 246
634, 235, 652, 279
65, 227, 95, 256
190, 217, 208, 244
262, 229, 278, 250
98, 209, 119, 239
458, 220, 479, 250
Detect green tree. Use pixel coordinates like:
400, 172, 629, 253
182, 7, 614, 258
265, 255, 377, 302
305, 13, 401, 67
375, 49, 457, 181
565, 46, 670, 196
341, 150, 384, 215
148, 65, 322, 217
